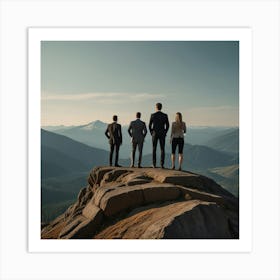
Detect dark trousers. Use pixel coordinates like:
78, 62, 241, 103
152, 134, 166, 166
109, 143, 120, 166
171, 137, 184, 154
131, 141, 144, 166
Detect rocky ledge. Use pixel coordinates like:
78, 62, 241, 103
41, 167, 239, 239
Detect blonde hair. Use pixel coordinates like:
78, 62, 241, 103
175, 112, 183, 128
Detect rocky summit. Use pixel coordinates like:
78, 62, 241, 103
41, 166, 239, 239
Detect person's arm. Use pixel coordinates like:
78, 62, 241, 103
119, 125, 123, 144
148, 114, 153, 135
105, 125, 110, 139
165, 114, 170, 135
143, 122, 147, 138
183, 122, 187, 134
170, 122, 174, 143
128, 122, 132, 138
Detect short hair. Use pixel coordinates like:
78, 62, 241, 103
136, 112, 141, 118
156, 103, 162, 110
113, 115, 118, 121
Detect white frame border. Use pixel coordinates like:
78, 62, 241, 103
28, 27, 252, 253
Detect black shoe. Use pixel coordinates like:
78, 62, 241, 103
137, 165, 142, 168
130, 164, 135, 168
115, 164, 122, 167
178, 167, 182, 171
161, 165, 165, 169
171, 166, 175, 170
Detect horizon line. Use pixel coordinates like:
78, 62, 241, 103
41, 119, 239, 128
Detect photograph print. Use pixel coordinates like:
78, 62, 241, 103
40, 41, 239, 239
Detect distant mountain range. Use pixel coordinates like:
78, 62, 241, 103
42, 120, 116, 154
205, 129, 239, 154
41, 128, 108, 178
41, 124, 239, 222
41, 129, 108, 222
42, 120, 238, 157
41, 128, 238, 177
120, 144, 237, 170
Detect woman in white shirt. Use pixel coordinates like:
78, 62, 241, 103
170, 112, 186, 171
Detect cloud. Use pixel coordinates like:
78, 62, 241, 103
186, 105, 239, 126
188, 105, 238, 112
41, 92, 164, 102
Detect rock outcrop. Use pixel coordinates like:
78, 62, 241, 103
41, 167, 239, 239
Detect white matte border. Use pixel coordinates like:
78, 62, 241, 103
28, 27, 252, 253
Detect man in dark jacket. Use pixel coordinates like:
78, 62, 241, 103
149, 103, 169, 168
128, 112, 147, 168
105, 115, 122, 167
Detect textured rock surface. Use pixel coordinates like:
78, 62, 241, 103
95, 200, 232, 239
41, 166, 239, 239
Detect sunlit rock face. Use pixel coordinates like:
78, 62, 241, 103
41, 166, 239, 239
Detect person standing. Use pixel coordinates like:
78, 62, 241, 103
170, 112, 186, 171
105, 115, 122, 167
128, 112, 147, 168
149, 103, 169, 168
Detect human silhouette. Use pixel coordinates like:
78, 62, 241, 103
105, 115, 122, 167
170, 112, 186, 171
148, 103, 169, 168
128, 112, 147, 168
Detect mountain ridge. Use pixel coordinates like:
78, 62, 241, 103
205, 128, 239, 154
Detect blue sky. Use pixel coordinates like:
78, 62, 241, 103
41, 41, 239, 126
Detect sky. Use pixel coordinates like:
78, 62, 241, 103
41, 41, 239, 127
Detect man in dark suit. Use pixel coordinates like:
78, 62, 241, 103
105, 115, 122, 167
149, 103, 169, 168
128, 112, 147, 168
